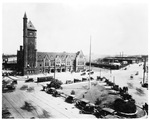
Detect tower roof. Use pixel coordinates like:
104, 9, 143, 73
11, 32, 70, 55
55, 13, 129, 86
23, 12, 27, 19
27, 21, 36, 30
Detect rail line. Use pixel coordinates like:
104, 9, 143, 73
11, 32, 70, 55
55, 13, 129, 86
2, 95, 24, 118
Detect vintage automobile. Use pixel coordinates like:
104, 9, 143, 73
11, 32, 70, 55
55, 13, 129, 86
75, 99, 90, 110
52, 90, 62, 97
81, 72, 86, 76
66, 80, 73, 84
81, 69, 86, 72
25, 78, 34, 82
65, 95, 75, 103
86, 69, 92, 72
79, 103, 96, 114
82, 77, 87, 82
2, 109, 14, 119
46, 87, 56, 94
74, 79, 82, 83
88, 71, 94, 75
3, 80, 17, 91
142, 83, 148, 88
94, 107, 116, 118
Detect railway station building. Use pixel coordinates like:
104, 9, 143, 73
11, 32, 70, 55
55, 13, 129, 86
17, 13, 86, 75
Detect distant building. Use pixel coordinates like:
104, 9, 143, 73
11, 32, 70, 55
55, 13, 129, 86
17, 13, 86, 75
2, 54, 17, 70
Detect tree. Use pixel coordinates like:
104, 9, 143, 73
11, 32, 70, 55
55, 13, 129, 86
48, 79, 63, 89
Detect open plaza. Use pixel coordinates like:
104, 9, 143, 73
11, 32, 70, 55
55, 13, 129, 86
2, 62, 148, 118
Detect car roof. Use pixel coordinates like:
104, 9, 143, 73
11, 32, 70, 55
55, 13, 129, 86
80, 98, 90, 103
102, 108, 115, 113
50, 87, 56, 89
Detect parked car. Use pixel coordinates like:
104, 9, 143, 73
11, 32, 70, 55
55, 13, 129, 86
75, 99, 90, 110
25, 78, 34, 82
74, 79, 81, 83
12, 80, 17, 84
81, 69, 86, 72
52, 90, 61, 97
79, 103, 96, 114
82, 77, 87, 82
3, 82, 16, 91
88, 71, 94, 75
65, 95, 75, 103
142, 83, 148, 88
46, 87, 56, 94
87, 69, 92, 72
66, 80, 73, 84
94, 107, 116, 118
81, 72, 86, 76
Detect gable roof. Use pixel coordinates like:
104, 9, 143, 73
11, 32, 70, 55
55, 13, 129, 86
37, 52, 77, 61
27, 21, 36, 31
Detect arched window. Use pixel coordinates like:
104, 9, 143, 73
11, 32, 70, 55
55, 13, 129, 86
50, 60, 55, 66
66, 56, 71, 66
55, 56, 61, 66
45, 58, 49, 66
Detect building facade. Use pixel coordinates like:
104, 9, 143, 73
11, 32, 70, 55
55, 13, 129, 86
17, 13, 86, 75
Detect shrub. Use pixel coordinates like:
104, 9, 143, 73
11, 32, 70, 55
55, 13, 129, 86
71, 90, 75, 95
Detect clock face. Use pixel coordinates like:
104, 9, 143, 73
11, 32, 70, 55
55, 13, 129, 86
28, 31, 36, 37
29, 32, 33, 36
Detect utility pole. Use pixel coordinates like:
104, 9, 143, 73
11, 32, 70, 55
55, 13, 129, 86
54, 59, 56, 80
143, 58, 146, 84
89, 36, 91, 89
100, 68, 101, 78
113, 76, 115, 84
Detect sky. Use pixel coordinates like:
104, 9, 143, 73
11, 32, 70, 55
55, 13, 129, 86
2, 1, 148, 56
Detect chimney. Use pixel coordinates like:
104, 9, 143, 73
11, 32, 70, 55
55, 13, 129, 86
20, 46, 23, 51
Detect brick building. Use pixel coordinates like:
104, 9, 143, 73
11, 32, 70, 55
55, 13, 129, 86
17, 13, 86, 75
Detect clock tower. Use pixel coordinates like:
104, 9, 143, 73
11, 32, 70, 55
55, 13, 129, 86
23, 13, 37, 75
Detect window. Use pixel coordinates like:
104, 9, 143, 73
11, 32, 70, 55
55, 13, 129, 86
45, 59, 49, 66
78, 61, 84, 65
50, 60, 55, 66
56, 58, 61, 66
67, 61, 70, 66
80, 55, 83, 58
